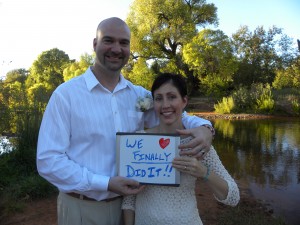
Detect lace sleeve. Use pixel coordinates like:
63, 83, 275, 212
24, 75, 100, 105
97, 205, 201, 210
202, 146, 240, 206
122, 195, 137, 211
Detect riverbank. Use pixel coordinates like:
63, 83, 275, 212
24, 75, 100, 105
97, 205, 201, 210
192, 112, 296, 120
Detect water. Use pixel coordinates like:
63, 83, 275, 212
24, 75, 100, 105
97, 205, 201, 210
209, 118, 300, 225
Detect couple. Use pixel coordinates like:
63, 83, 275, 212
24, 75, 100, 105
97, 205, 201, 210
122, 73, 240, 225
36, 17, 239, 225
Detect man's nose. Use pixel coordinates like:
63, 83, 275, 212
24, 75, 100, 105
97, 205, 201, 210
111, 42, 122, 53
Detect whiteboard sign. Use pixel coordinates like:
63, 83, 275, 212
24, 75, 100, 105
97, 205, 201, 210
116, 132, 180, 186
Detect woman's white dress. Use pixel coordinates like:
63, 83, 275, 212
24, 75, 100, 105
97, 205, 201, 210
122, 137, 240, 225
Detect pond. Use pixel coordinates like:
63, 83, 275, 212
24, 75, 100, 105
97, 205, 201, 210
209, 117, 300, 225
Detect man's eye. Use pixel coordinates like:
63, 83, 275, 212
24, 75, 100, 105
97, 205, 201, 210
120, 41, 129, 46
103, 39, 113, 43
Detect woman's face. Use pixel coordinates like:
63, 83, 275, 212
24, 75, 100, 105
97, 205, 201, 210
153, 82, 187, 125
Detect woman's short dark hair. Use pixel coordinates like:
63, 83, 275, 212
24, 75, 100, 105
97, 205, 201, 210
151, 73, 187, 99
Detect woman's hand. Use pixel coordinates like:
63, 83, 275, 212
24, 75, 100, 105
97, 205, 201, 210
172, 156, 207, 178
173, 156, 230, 201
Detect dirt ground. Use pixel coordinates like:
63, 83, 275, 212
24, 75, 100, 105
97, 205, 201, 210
2, 179, 267, 225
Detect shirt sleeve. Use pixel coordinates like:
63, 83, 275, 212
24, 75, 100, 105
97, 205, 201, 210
181, 111, 212, 129
122, 195, 137, 211
202, 146, 240, 206
36, 90, 109, 193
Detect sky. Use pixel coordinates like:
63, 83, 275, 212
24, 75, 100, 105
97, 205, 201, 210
0, 0, 299, 79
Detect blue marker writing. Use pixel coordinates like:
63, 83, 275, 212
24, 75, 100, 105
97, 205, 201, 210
126, 139, 143, 149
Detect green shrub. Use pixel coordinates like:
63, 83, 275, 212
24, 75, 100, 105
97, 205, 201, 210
254, 84, 275, 113
231, 86, 255, 112
214, 97, 235, 114
292, 99, 300, 115
0, 108, 57, 215
256, 97, 275, 113
6, 175, 57, 201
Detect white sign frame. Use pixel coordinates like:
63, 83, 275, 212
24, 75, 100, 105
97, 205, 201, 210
116, 132, 180, 186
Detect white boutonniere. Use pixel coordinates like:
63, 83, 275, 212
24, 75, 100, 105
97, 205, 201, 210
136, 93, 153, 112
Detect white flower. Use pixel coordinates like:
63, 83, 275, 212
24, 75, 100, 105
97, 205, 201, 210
136, 93, 153, 112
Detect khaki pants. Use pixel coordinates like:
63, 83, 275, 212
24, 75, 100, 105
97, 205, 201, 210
58, 192, 123, 225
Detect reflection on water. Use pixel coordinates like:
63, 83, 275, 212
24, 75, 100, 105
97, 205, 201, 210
211, 118, 300, 225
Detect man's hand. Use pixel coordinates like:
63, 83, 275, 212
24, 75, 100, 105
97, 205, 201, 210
177, 126, 213, 159
108, 176, 144, 196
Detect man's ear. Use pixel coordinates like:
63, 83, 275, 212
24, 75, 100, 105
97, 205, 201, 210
93, 38, 97, 51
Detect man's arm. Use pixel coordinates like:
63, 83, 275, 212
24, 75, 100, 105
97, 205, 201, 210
180, 112, 215, 159
139, 87, 214, 158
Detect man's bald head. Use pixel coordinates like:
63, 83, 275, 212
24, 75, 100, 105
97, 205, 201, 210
92, 17, 131, 75
96, 17, 130, 38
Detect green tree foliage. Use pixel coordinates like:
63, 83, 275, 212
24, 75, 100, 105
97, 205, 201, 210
292, 99, 300, 115
183, 29, 237, 96
4, 69, 28, 83
231, 25, 295, 86
0, 69, 28, 134
273, 56, 300, 89
0, 49, 71, 135
26, 48, 70, 98
127, 58, 157, 90
27, 83, 49, 112
0, 81, 9, 132
126, 0, 218, 93
63, 53, 94, 81
1, 69, 28, 106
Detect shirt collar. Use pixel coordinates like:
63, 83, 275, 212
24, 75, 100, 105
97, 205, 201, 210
83, 67, 131, 92
84, 67, 100, 91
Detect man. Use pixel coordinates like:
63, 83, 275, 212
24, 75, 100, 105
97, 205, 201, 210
37, 17, 214, 225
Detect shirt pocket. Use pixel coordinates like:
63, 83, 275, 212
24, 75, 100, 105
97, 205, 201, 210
126, 110, 144, 132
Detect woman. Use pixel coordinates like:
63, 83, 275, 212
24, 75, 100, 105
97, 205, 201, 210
122, 73, 240, 225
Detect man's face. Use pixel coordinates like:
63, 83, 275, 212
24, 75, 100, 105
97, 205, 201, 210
93, 23, 130, 73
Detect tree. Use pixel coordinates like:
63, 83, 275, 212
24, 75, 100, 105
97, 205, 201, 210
183, 29, 237, 96
127, 58, 157, 90
63, 53, 94, 81
0, 69, 29, 134
27, 83, 49, 112
231, 25, 295, 86
273, 56, 300, 89
26, 48, 70, 96
0, 80, 10, 133
126, 0, 218, 93
5, 69, 28, 84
